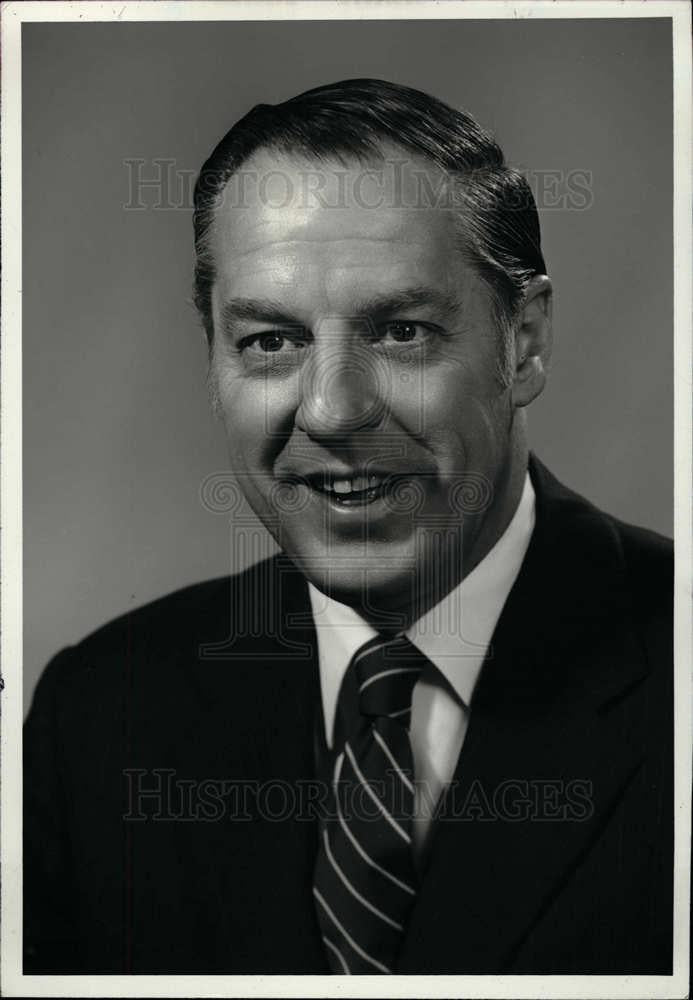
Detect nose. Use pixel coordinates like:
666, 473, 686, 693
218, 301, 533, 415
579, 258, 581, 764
295, 324, 389, 442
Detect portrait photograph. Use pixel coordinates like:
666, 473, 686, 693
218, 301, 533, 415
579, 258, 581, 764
1, 2, 690, 997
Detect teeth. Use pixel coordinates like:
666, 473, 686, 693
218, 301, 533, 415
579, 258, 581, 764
321, 474, 385, 495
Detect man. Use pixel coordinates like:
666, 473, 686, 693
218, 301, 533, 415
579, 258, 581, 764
24, 79, 673, 975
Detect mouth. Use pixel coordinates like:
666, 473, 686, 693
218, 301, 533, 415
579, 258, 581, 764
314, 473, 392, 507
291, 472, 414, 509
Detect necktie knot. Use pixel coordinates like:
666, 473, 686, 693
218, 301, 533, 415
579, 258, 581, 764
351, 634, 425, 727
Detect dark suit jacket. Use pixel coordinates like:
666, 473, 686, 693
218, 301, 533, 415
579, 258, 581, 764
24, 456, 673, 974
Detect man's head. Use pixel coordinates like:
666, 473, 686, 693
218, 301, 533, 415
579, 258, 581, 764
193, 79, 552, 624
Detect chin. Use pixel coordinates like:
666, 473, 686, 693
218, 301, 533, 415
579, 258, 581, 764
289, 554, 416, 623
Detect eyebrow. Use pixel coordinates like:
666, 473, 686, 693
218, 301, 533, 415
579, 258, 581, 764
219, 287, 462, 329
350, 287, 463, 319
219, 298, 300, 328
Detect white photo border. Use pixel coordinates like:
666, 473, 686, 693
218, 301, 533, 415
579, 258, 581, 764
2, 2, 690, 997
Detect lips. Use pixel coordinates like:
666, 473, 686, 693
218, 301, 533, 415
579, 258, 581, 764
291, 470, 413, 508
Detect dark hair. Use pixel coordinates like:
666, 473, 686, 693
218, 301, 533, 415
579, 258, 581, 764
192, 78, 546, 359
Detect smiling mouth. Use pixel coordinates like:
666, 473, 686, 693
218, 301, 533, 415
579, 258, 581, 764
307, 473, 408, 507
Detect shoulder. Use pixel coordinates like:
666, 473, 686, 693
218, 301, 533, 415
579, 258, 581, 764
610, 517, 672, 596
26, 556, 286, 718
607, 517, 673, 660
531, 454, 672, 591
530, 454, 673, 658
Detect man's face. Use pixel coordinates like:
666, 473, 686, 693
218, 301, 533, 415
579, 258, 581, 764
209, 147, 516, 617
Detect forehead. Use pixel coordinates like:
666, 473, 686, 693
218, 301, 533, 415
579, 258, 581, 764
210, 146, 477, 317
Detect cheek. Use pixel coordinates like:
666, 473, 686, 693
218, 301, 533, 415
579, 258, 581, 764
398, 355, 509, 465
216, 364, 299, 468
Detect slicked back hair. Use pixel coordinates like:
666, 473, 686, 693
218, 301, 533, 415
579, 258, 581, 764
192, 78, 547, 380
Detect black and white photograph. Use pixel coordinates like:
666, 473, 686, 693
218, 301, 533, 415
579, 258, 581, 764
1, 1, 690, 996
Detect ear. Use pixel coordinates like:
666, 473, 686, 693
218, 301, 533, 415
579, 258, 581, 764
511, 274, 553, 408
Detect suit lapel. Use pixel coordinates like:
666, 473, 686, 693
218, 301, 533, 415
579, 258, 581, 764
398, 456, 650, 972
180, 555, 328, 971
188, 553, 321, 770
236, 556, 328, 970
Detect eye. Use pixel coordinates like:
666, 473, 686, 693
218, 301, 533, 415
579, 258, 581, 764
387, 322, 418, 343
375, 321, 435, 345
239, 330, 309, 355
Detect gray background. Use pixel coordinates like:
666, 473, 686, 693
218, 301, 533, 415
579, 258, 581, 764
23, 18, 673, 711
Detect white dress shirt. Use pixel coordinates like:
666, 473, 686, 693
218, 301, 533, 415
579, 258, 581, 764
308, 472, 536, 860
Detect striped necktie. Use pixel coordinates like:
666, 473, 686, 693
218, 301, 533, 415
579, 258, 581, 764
313, 633, 427, 974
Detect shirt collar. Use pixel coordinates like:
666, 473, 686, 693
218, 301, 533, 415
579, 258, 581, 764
309, 471, 536, 739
